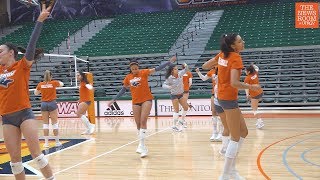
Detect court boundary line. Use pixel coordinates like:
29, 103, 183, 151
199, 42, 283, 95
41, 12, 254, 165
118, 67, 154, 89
257, 131, 320, 180
301, 146, 320, 167
283, 135, 320, 179
0, 138, 95, 177
40, 127, 171, 179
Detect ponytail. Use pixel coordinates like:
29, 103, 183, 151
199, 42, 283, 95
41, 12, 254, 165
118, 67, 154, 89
220, 33, 238, 59
44, 70, 52, 82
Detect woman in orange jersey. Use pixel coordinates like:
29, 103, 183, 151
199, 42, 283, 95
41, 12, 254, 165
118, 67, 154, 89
181, 63, 192, 128
76, 71, 95, 135
196, 66, 224, 142
35, 70, 64, 148
0, 6, 54, 180
202, 33, 261, 180
244, 64, 264, 129
108, 56, 176, 158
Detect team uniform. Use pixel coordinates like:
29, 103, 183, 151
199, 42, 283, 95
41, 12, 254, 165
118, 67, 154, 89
0, 57, 35, 126
244, 72, 263, 99
244, 71, 264, 128
79, 81, 93, 105
217, 52, 244, 108
36, 80, 60, 111
123, 69, 153, 158
216, 51, 246, 180
123, 69, 154, 104
182, 71, 193, 94
79, 81, 95, 135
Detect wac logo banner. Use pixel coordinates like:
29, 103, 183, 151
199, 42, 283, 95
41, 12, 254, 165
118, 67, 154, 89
0, 139, 87, 175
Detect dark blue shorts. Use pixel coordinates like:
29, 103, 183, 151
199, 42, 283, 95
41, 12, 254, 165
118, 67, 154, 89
133, 100, 152, 106
41, 101, 58, 112
171, 94, 184, 100
218, 99, 239, 110
252, 93, 263, 99
2, 108, 35, 127
214, 104, 224, 114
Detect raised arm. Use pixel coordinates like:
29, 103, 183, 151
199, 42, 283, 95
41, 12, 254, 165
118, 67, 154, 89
195, 68, 210, 81
149, 55, 177, 75
25, 6, 51, 66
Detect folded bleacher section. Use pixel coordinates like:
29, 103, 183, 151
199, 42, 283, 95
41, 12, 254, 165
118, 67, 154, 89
205, 1, 320, 50
74, 10, 196, 56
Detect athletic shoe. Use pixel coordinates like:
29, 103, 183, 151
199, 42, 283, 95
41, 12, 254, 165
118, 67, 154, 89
140, 146, 148, 158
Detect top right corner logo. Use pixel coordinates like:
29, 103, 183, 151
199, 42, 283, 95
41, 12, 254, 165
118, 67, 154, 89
295, 2, 319, 28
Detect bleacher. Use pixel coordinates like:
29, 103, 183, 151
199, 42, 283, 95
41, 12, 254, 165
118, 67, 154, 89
74, 10, 196, 57
0, 17, 92, 53
205, 1, 320, 50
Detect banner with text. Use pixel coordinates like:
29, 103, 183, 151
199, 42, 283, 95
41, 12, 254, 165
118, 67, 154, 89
57, 101, 98, 118
99, 100, 156, 117
157, 99, 212, 116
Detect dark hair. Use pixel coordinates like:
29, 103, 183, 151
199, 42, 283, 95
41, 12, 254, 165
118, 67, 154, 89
246, 65, 256, 75
129, 59, 139, 67
3, 42, 44, 60
165, 64, 176, 79
79, 71, 89, 84
220, 33, 238, 59
215, 66, 218, 75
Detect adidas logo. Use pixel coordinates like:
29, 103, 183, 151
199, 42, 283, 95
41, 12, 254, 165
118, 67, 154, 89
104, 102, 124, 115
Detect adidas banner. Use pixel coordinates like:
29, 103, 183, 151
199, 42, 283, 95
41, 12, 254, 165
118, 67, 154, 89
99, 100, 156, 117
157, 99, 212, 116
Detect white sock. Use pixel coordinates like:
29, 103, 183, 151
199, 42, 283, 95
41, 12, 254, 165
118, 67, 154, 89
139, 129, 147, 147
221, 136, 230, 152
212, 116, 218, 134
44, 136, 49, 144
181, 109, 188, 121
173, 112, 179, 126
55, 136, 60, 143
217, 118, 224, 134
81, 115, 90, 129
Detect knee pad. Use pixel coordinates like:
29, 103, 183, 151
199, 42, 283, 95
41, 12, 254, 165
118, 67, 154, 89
10, 161, 24, 175
52, 123, 59, 129
34, 154, 48, 169
225, 140, 239, 159
43, 124, 49, 129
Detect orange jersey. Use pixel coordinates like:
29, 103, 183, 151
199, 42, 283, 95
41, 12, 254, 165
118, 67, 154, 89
183, 71, 193, 91
207, 68, 217, 94
123, 69, 153, 104
217, 52, 244, 101
0, 57, 31, 115
79, 81, 92, 102
36, 80, 60, 102
244, 72, 263, 97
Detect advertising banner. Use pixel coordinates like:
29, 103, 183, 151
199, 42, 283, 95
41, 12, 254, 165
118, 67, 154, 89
99, 100, 156, 117
157, 98, 212, 116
